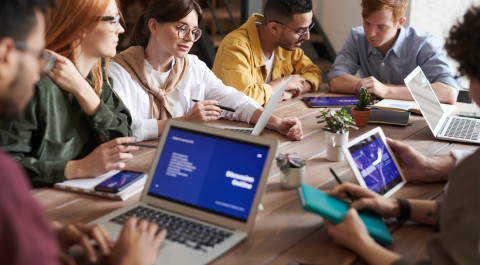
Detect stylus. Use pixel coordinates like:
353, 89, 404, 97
329, 167, 356, 202
192, 99, 236, 112
123, 143, 157, 149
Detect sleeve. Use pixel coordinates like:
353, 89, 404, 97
0, 89, 69, 186
108, 63, 158, 142
213, 41, 273, 106
201, 59, 261, 123
451, 149, 476, 166
327, 31, 361, 82
291, 48, 322, 91
417, 35, 460, 90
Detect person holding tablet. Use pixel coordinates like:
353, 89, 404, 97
323, 6, 480, 264
328, 0, 458, 104
108, 0, 303, 142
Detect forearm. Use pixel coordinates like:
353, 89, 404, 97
329, 75, 361, 94
356, 240, 402, 265
423, 155, 456, 181
381, 85, 414, 101
431, 82, 457, 104
406, 200, 439, 226
72, 81, 101, 116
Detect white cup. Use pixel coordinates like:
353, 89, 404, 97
280, 167, 305, 189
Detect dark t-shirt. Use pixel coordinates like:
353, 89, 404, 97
0, 150, 59, 265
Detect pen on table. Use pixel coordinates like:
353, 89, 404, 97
192, 99, 236, 112
329, 167, 355, 202
123, 143, 157, 149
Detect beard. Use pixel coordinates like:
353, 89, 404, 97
0, 61, 35, 120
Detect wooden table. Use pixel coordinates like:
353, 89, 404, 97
32, 85, 478, 265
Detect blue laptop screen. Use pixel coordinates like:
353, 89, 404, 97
148, 127, 270, 222
348, 132, 403, 195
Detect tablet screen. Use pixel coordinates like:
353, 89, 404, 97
304, 97, 358, 107
347, 132, 403, 195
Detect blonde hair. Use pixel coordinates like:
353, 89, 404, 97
361, 0, 408, 23
45, 0, 121, 95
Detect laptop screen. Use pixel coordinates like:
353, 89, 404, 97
148, 126, 270, 223
405, 69, 444, 129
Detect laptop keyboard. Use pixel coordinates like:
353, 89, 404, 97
444, 117, 480, 140
110, 206, 233, 252
224, 127, 253, 134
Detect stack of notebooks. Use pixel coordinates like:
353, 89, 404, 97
342, 107, 411, 126
371, 99, 456, 115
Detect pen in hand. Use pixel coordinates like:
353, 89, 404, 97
329, 167, 355, 202
192, 99, 236, 112
123, 143, 157, 149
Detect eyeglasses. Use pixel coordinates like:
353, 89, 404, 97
174, 24, 202, 42
101, 15, 121, 31
14, 41, 56, 74
272, 20, 315, 40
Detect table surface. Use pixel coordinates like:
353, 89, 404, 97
33, 86, 478, 265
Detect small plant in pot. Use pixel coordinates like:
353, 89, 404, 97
317, 109, 358, 161
276, 153, 306, 189
351, 87, 373, 127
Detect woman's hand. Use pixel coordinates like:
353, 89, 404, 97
64, 137, 138, 179
45, 50, 92, 95
267, 116, 303, 141
107, 217, 167, 265
182, 100, 222, 122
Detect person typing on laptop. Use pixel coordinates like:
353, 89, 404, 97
328, 0, 458, 104
323, 6, 480, 264
108, 0, 303, 142
0, 0, 166, 264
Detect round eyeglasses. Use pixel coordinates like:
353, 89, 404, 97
175, 24, 202, 42
14, 41, 56, 74
271, 20, 315, 41
101, 15, 121, 31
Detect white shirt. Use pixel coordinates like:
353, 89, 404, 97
108, 54, 261, 141
262, 51, 275, 83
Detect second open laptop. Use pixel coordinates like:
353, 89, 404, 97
217, 76, 292, 135
90, 119, 278, 264
404, 66, 480, 144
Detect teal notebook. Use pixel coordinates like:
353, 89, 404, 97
298, 183, 393, 246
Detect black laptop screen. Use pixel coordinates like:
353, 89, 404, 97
148, 126, 270, 223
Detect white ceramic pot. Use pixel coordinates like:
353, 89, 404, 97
280, 167, 305, 189
325, 131, 349, 162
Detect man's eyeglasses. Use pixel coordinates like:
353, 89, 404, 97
14, 41, 56, 74
101, 15, 121, 31
271, 20, 315, 40
174, 24, 202, 42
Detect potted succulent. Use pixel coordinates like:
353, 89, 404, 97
276, 153, 306, 189
351, 87, 373, 127
317, 109, 358, 161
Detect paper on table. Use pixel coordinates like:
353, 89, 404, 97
54, 170, 147, 201
372, 99, 456, 115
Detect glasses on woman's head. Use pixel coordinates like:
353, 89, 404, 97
174, 24, 202, 42
14, 41, 56, 74
271, 20, 315, 40
101, 15, 121, 31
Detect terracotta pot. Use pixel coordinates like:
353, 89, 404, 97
351, 108, 372, 127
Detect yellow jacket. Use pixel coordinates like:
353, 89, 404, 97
212, 14, 321, 106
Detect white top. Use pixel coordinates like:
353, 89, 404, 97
262, 50, 275, 83
108, 54, 261, 141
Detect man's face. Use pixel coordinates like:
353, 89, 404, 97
0, 10, 45, 119
362, 9, 405, 53
277, 11, 313, 51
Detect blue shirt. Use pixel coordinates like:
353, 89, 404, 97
327, 26, 459, 89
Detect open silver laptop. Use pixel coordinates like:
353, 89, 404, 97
91, 120, 277, 264
404, 66, 480, 144
218, 76, 292, 135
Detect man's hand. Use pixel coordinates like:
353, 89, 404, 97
357, 76, 389, 98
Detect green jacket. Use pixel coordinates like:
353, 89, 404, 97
0, 74, 132, 187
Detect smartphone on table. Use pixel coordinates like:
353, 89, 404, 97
94, 170, 145, 193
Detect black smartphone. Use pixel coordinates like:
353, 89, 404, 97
94, 171, 145, 193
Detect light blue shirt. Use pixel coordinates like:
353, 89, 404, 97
327, 26, 459, 89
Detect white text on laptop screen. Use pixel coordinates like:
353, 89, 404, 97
148, 127, 269, 222
407, 71, 444, 129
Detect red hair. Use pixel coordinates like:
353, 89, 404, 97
45, 0, 121, 95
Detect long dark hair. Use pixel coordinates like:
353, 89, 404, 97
132, 0, 203, 47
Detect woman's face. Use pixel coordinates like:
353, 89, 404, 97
82, 0, 124, 58
152, 10, 199, 59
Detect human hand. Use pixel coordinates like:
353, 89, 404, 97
183, 100, 222, 122
285, 74, 305, 97
107, 217, 167, 265
280, 91, 294, 101
45, 50, 92, 95
325, 183, 399, 218
324, 208, 376, 253
272, 117, 303, 140
64, 137, 138, 179
358, 76, 388, 98
54, 222, 114, 264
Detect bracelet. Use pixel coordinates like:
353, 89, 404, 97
396, 198, 411, 223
